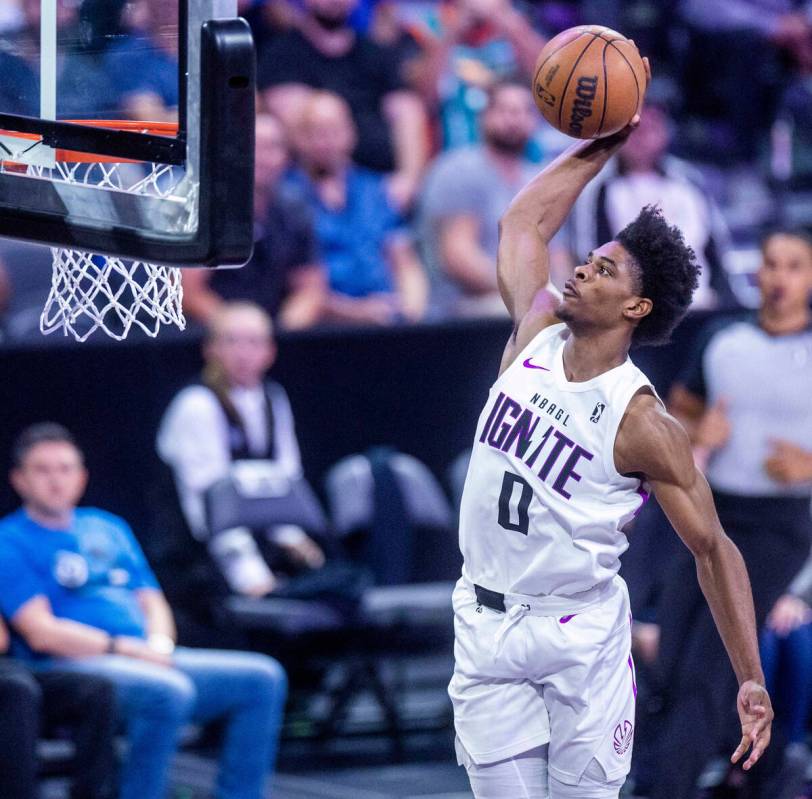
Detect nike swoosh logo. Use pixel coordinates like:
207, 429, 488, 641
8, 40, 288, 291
523, 358, 550, 371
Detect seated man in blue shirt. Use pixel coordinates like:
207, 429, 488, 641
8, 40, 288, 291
0, 423, 288, 799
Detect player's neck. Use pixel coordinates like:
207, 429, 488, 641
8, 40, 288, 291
562, 328, 629, 382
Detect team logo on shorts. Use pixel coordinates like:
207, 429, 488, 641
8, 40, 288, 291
590, 402, 606, 423
613, 720, 633, 755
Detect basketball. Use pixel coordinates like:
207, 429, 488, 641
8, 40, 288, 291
532, 25, 647, 139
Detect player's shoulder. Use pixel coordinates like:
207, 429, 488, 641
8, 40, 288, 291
615, 389, 693, 483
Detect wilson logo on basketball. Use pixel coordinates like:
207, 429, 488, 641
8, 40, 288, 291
568, 75, 598, 135
613, 720, 634, 755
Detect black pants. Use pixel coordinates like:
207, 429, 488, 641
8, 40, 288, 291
0, 660, 117, 799
648, 492, 812, 799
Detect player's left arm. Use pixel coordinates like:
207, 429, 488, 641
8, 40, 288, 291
615, 391, 773, 770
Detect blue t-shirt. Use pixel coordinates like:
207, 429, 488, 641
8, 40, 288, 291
291, 167, 403, 297
0, 508, 158, 659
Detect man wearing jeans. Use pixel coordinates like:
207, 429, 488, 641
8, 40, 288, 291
0, 422, 288, 799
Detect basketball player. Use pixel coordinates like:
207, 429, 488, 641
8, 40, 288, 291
449, 63, 774, 799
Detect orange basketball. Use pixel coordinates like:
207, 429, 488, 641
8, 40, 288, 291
532, 25, 646, 139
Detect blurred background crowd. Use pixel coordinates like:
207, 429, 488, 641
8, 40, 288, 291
0, 0, 810, 334
0, 1, 811, 798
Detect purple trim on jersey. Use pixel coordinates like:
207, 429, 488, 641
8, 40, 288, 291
633, 484, 650, 518
559, 614, 577, 624
628, 655, 638, 698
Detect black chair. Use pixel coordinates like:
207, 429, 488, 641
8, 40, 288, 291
321, 450, 460, 746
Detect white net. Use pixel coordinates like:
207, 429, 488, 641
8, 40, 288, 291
2, 156, 194, 341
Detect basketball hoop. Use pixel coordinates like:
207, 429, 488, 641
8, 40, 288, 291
0, 121, 192, 341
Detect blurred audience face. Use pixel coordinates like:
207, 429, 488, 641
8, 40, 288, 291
205, 304, 277, 388
11, 441, 87, 519
255, 113, 289, 195
619, 105, 670, 172
481, 84, 536, 156
296, 92, 357, 176
305, 0, 358, 30
757, 233, 812, 315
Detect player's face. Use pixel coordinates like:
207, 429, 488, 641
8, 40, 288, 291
11, 442, 87, 518
556, 241, 648, 332
207, 313, 276, 388
758, 233, 812, 315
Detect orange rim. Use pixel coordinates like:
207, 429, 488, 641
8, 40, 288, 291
0, 120, 178, 163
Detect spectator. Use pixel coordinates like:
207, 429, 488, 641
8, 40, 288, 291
759, 571, 812, 799
182, 113, 327, 330
418, 80, 543, 318
293, 91, 428, 326
677, 0, 810, 162
0, 618, 117, 799
566, 103, 738, 309
0, 423, 288, 799
645, 229, 812, 799
772, 29, 812, 189
239, 0, 299, 63
157, 302, 326, 597
259, 0, 429, 210
408, 0, 545, 150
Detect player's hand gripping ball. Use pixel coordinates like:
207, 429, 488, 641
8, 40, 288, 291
533, 25, 647, 139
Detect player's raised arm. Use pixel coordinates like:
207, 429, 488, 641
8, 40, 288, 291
615, 393, 773, 771
497, 60, 649, 372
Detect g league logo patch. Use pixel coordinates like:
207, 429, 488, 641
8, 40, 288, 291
613, 720, 633, 755
590, 402, 606, 423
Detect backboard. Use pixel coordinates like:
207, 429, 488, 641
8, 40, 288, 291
0, 0, 255, 266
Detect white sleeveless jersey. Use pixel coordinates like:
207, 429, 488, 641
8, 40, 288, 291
459, 323, 654, 597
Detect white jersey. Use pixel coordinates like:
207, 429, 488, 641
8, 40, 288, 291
459, 323, 654, 597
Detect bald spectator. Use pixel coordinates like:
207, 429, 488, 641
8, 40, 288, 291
418, 81, 551, 318
259, 0, 428, 210
181, 113, 327, 330
292, 92, 428, 326
566, 104, 738, 309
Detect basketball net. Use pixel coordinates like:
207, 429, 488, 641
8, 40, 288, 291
0, 121, 192, 342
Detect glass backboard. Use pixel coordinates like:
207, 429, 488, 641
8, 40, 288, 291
0, 0, 255, 266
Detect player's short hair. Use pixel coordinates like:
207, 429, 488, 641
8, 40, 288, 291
12, 422, 82, 468
615, 205, 700, 347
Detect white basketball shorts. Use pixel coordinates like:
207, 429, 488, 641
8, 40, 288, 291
448, 575, 636, 788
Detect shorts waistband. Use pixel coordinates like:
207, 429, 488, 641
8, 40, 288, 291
462, 574, 616, 617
